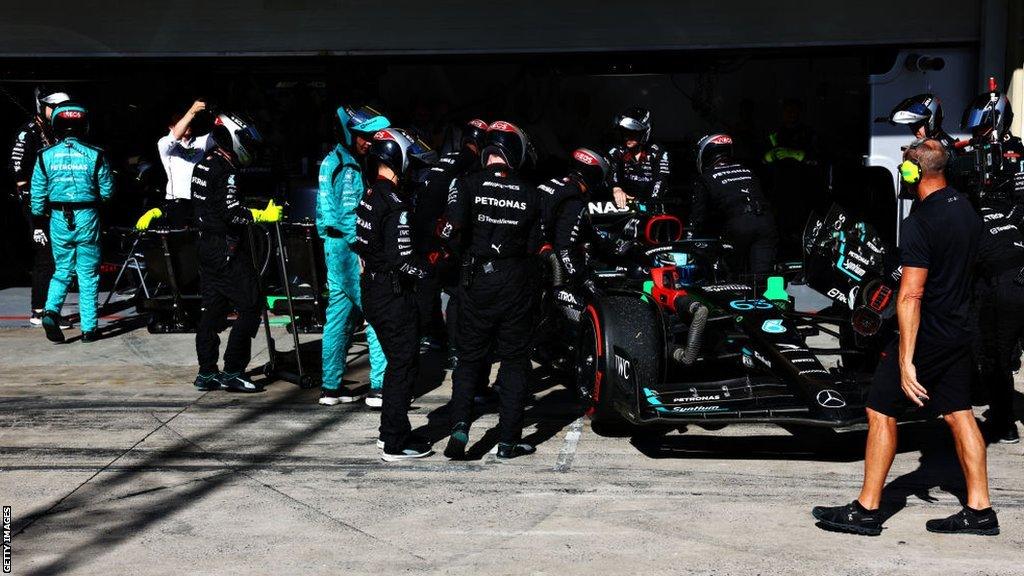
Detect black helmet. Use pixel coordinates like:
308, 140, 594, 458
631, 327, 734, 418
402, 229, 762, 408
962, 88, 1014, 142
568, 148, 609, 192
35, 86, 70, 115
211, 112, 264, 166
367, 127, 435, 178
481, 121, 530, 170
614, 106, 652, 146
695, 133, 734, 174
50, 102, 89, 139
890, 93, 944, 138
462, 119, 489, 150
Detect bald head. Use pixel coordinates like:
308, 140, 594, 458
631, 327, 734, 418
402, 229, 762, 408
905, 139, 948, 176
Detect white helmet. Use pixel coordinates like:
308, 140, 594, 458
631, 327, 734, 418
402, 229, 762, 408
211, 112, 263, 166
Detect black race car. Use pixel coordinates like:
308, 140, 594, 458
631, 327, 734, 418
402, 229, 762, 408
537, 201, 896, 432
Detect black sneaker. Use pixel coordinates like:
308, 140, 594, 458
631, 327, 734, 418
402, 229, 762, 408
80, 330, 100, 343
381, 436, 434, 462
495, 442, 536, 460
444, 422, 470, 460
926, 507, 1000, 536
193, 372, 221, 391
29, 310, 43, 327
218, 372, 263, 393
41, 310, 65, 343
811, 501, 883, 536
997, 425, 1019, 444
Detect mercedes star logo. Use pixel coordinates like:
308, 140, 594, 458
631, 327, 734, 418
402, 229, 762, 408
816, 389, 847, 409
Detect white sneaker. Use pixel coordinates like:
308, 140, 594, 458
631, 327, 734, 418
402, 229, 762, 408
365, 391, 383, 409
319, 388, 364, 405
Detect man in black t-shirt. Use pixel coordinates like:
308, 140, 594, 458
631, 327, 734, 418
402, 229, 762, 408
813, 140, 999, 537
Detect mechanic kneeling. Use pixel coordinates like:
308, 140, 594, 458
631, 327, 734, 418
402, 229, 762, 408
813, 140, 998, 536
689, 133, 779, 276
354, 128, 436, 462
442, 121, 543, 460
191, 113, 281, 394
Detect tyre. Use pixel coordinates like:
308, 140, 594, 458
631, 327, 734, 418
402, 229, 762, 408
577, 294, 664, 429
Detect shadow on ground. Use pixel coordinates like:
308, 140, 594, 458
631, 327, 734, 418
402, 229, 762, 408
12, 385, 376, 576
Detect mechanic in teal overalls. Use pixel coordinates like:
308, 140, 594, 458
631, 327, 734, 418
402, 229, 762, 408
317, 105, 390, 407
31, 103, 114, 343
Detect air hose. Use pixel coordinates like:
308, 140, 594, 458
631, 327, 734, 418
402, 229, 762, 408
672, 298, 709, 365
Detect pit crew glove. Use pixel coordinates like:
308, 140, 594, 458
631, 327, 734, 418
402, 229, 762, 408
135, 208, 164, 231
32, 229, 48, 246
250, 199, 283, 223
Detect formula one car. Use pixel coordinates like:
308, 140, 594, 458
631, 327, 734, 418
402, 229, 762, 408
537, 201, 890, 432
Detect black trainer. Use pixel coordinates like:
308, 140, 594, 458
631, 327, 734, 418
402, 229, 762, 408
811, 501, 883, 536
495, 442, 536, 460
997, 425, 1019, 445
41, 310, 65, 343
80, 330, 100, 343
444, 422, 470, 460
381, 435, 434, 462
926, 507, 1000, 536
193, 372, 221, 391
217, 372, 263, 393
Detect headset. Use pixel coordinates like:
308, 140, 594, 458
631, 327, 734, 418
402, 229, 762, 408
899, 139, 925, 184
899, 158, 922, 184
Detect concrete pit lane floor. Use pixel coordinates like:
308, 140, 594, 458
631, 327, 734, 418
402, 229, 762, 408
1, 291, 1023, 575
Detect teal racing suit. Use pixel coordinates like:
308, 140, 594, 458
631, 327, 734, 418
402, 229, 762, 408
31, 137, 114, 333
318, 141, 386, 391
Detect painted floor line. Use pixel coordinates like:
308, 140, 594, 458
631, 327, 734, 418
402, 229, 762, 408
553, 416, 585, 473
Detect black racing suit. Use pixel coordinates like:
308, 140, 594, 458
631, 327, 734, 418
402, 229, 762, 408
607, 143, 671, 203
538, 175, 591, 323
974, 192, 1024, 436
688, 161, 779, 276
354, 178, 429, 452
8, 117, 56, 310
191, 148, 263, 376
413, 147, 478, 348
442, 166, 542, 444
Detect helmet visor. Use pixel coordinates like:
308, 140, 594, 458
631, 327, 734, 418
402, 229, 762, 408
348, 105, 390, 134
962, 107, 995, 131
617, 117, 647, 132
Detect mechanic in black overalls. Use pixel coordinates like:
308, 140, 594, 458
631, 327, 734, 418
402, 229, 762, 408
607, 106, 671, 209
354, 127, 436, 462
413, 119, 488, 359
441, 121, 542, 461
191, 113, 280, 394
8, 87, 69, 326
538, 148, 610, 324
688, 133, 779, 276
961, 88, 1024, 444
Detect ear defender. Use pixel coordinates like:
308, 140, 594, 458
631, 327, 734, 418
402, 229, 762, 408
899, 159, 922, 184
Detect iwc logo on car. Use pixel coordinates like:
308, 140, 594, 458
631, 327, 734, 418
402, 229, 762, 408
816, 389, 846, 408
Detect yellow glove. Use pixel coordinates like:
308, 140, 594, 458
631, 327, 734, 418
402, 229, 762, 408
135, 208, 163, 231
250, 199, 283, 223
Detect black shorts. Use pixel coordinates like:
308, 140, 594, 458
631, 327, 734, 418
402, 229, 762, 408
867, 338, 973, 417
